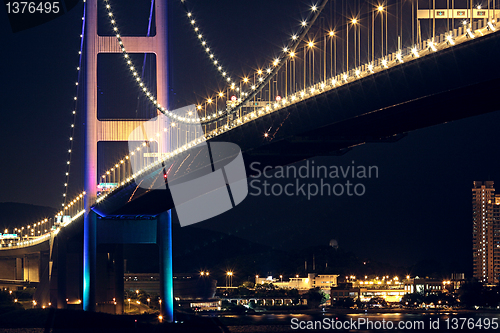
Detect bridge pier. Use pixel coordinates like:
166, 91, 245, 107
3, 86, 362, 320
0, 258, 20, 280
113, 245, 124, 314
35, 250, 50, 306
22, 254, 43, 283
83, 211, 97, 312
80, 211, 175, 319
158, 210, 174, 323
56, 233, 67, 309
95, 244, 124, 314
15, 258, 22, 280
82, 0, 171, 319
50, 231, 67, 309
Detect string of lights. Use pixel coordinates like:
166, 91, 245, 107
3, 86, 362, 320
103, 0, 328, 125
4, 1, 499, 250
190, 0, 330, 125
61, 0, 87, 207
93, 0, 328, 183
65, 11, 500, 208
179, 0, 236, 90
102, 0, 200, 125
2, 1, 89, 244
218, 1, 330, 124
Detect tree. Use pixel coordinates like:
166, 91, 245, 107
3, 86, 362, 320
305, 288, 328, 308
240, 281, 254, 289
236, 286, 251, 296
458, 281, 485, 308
401, 292, 424, 307
334, 297, 355, 308
0, 291, 23, 315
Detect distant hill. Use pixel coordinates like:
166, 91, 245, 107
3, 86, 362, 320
123, 224, 287, 275
0, 202, 57, 232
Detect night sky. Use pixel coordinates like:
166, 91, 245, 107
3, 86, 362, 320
1, 0, 499, 273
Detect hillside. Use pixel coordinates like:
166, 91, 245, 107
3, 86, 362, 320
0, 202, 57, 232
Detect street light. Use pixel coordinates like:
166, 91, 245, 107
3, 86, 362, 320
377, 4, 385, 58
328, 30, 335, 77
216, 92, 225, 112
226, 271, 233, 288
128, 298, 131, 311
307, 41, 315, 85
348, 18, 358, 72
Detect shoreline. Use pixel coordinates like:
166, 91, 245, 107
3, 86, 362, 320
211, 307, 500, 316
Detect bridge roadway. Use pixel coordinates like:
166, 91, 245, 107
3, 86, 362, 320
95, 27, 500, 216
1, 27, 500, 311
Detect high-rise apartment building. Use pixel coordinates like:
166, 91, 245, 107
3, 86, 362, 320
472, 181, 500, 285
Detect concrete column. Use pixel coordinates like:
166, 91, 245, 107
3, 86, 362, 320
15, 258, 23, 280
83, 0, 98, 313
39, 251, 49, 284
56, 235, 67, 309
24, 255, 40, 283
114, 245, 124, 314
158, 210, 173, 323
37, 251, 50, 306
83, 211, 97, 311
83, 0, 168, 313
0, 259, 17, 280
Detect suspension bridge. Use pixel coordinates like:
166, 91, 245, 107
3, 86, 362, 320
1, 0, 500, 323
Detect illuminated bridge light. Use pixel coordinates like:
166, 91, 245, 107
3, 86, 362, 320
488, 21, 496, 31
4, 0, 493, 253
428, 42, 437, 52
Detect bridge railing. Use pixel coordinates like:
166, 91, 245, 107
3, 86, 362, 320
3, 13, 499, 251
0, 209, 85, 250
87, 15, 500, 211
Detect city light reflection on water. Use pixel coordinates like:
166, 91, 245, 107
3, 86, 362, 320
216, 312, 500, 332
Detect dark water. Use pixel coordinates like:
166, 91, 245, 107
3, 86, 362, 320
0, 328, 45, 333
217, 311, 500, 332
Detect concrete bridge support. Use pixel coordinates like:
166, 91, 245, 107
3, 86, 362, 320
78, 210, 174, 319
23, 254, 40, 283
0, 258, 19, 280
83, 0, 171, 320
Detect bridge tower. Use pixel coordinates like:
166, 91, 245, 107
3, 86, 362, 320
84, 0, 173, 321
